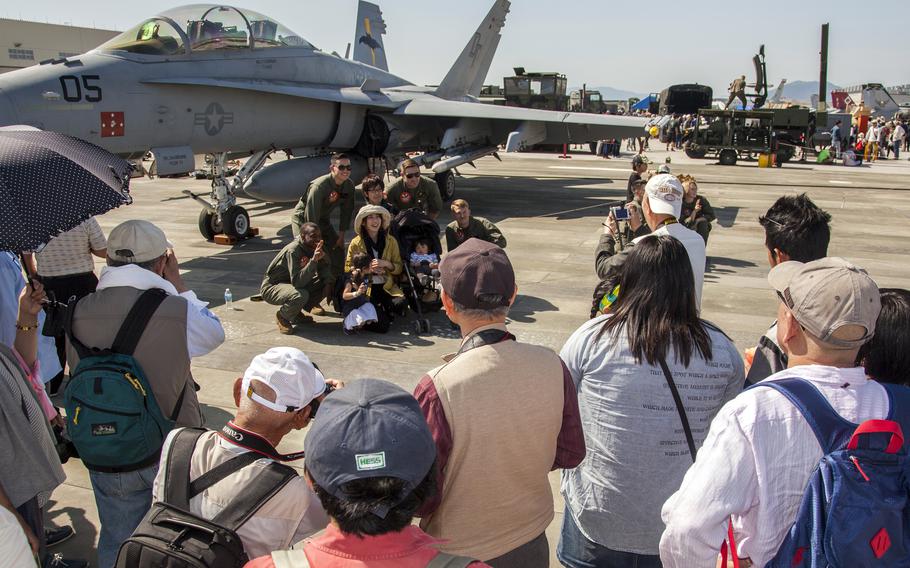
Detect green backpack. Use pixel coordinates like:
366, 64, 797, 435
64, 288, 186, 471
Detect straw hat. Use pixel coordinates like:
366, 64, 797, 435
354, 205, 391, 237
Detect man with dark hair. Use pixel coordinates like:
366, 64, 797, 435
385, 159, 443, 219
246, 379, 490, 567
290, 154, 356, 299
359, 173, 397, 215
414, 239, 585, 567
745, 194, 832, 384
67, 220, 225, 568
261, 222, 333, 334
626, 155, 648, 202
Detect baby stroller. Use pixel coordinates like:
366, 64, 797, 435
390, 209, 443, 334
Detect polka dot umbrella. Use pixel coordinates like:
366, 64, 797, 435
0, 128, 133, 254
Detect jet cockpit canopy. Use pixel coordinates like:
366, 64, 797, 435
98, 4, 313, 56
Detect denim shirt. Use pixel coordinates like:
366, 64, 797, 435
0, 252, 62, 383
559, 314, 744, 554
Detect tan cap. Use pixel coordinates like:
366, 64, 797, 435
107, 220, 171, 264
768, 257, 880, 348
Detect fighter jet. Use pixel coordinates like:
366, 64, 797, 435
0, 1, 647, 240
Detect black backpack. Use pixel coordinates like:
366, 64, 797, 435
116, 428, 296, 568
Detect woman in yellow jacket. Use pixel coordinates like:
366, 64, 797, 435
345, 205, 407, 327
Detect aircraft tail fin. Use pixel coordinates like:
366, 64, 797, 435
435, 0, 510, 100
770, 79, 787, 103
353, 1, 388, 71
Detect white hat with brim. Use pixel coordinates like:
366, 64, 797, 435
354, 205, 391, 237
644, 174, 684, 218
241, 347, 326, 412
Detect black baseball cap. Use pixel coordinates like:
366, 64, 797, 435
439, 238, 515, 309
304, 379, 436, 517
632, 155, 647, 168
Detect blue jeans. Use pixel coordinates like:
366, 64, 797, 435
89, 464, 158, 568
557, 507, 662, 568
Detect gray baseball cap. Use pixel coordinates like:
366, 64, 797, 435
768, 257, 881, 348
304, 379, 436, 517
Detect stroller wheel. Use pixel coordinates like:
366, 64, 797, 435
412, 320, 423, 335
420, 319, 431, 334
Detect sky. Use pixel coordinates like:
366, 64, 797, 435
5, 0, 906, 95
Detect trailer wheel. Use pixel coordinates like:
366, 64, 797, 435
719, 149, 737, 166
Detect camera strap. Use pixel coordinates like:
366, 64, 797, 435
455, 329, 515, 357
218, 421, 306, 462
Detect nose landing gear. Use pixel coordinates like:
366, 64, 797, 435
185, 150, 271, 242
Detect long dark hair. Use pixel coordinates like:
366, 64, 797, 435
597, 235, 712, 366
857, 289, 910, 385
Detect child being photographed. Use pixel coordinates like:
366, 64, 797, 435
342, 253, 379, 334
409, 239, 440, 302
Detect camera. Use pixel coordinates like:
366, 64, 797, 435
53, 424, 80, 464
611, 206, 630, 222
351, 269, 364, 287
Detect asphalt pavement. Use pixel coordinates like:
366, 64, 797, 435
47, 147, 910, 566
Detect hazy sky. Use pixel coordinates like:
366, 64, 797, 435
5, 0, 906, 95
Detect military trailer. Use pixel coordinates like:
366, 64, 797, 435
685, 109, 781, 165
686, 106, 849, 165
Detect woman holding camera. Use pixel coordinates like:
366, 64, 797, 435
560, 235, 743, 567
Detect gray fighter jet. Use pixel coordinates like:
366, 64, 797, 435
0, 1, 646, 240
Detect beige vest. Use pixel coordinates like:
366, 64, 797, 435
66, 286, 202, 427
421, 324, 564, 560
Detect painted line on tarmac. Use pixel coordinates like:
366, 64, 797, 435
530, 202, 606, 219
548, 166, 630, 173
829, 180, 853, 185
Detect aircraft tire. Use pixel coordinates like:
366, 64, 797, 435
435, 171, 456, 202
198, 210, 221, 241
718, 149, 738, 166
223, 206, 251, 238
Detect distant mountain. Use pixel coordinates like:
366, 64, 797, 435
570, 86, 649, 101
771, 80, 842, 104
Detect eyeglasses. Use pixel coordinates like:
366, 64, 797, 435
336, 164, 352, 171
405, 173, 420, 179
365, 186, 383, 193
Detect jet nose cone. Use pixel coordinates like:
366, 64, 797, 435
0, 88, 18, 127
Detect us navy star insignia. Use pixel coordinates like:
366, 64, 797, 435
193, 102, 234, 136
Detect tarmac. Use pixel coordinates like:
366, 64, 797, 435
47, 147, 910, 566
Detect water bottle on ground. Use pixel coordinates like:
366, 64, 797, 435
224, 288, 233, 310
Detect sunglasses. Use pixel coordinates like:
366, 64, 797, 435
336, 164, 352, 171
405, 173, 420, 179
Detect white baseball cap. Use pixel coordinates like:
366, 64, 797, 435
107, 220, 174, 264
644, 173, 684, 218
241, 347, 327, 412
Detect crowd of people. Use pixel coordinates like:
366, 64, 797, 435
2, 150, 910, 568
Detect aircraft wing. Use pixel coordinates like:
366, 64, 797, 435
140, 77, 401, 109
395, 97, 649, 143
